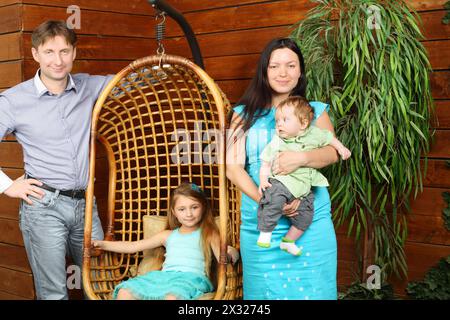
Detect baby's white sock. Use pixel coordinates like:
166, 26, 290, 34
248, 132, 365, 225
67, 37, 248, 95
280, 237, 302, 256
257, 232, 272, 248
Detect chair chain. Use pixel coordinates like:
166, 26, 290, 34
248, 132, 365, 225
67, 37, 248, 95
155, 11, 166, 56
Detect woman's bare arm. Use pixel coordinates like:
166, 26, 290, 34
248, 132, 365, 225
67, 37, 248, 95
226, 112, 261, 203
210, 233, 240, 265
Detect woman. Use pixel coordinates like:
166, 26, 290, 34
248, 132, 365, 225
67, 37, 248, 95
226, 38, 339, 300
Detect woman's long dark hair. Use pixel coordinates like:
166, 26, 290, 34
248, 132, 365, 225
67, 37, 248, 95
228, 38, 307, 133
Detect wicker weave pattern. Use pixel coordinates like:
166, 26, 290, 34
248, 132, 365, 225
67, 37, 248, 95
82, 55, 242, 300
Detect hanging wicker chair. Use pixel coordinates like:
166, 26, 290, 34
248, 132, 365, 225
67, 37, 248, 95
82, 54, 242, 300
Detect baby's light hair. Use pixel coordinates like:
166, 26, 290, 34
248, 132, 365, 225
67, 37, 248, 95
277, 96, 314, 127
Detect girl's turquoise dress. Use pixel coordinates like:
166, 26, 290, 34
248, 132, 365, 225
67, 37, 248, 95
234, 102, 337, 300
112, 228, 213, 300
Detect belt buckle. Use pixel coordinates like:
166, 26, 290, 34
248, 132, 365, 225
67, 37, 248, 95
73, 189, 85, 199
72, 190, 81, 199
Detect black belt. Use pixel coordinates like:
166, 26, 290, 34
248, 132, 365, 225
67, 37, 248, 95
26, 175, 86, 199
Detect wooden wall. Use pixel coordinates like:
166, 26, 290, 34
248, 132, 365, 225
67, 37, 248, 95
0, 0, 448, 299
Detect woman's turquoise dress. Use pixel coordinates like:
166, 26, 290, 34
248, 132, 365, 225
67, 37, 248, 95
234, 102, 337, 300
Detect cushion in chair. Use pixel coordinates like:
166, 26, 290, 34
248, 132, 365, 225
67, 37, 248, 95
137, 215, 168, 275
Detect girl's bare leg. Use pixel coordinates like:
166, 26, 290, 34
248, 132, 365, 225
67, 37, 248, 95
116, 288, 137, 300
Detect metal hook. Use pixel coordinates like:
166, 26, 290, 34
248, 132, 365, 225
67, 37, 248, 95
155, 10, 166, 57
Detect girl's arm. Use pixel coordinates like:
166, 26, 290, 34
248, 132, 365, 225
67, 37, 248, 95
92, 230, 172, 254
210, 233, 240, 265
272, 111, 340, 175
226, 112, 261, 203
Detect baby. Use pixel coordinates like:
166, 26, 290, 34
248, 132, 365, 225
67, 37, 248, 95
257, 96, 351, 255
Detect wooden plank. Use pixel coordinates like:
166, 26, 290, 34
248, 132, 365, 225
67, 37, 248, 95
337, 260, 359, 286
205, 54, 258, 80
18, 3, 446, 44
20, 1, 310, 39
0, 0, 22, 7
389, 242, 450, 297
0, 196, 20, 220
22, 5, 154, 38
406, 0, 448, 11
168, 0, 270, 13
172, 0, 447, 14
0, 289, 29, 300
193, 26, 290, 58
165, 2, 449, 39
0, 142, 23, 168
0, 217, 24, 246
0, 0, 21, 7
216, 79, 250, 104
337, 234, 358, 262
164, 1, 315, 37
0, 266, 34, 299
0, 4, 21, 35
422, 159, 450, 188
22, 0, 153, 15
334, 219, 350, 236
406, 214, 450, 246
420, 11, 450, 41
0, 32, 22, 62
167, 6, 450, 41
423, 40, 450, 71
0, 61, 22, 88
0, 243, 31, 273
433, 100, 450, 129
404, 242, 450, 279
428, 130, 450, 158
431, 71, 450, 100
409, 187, 448, 217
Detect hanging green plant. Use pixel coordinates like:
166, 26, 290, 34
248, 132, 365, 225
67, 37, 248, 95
291, 0, 434, 280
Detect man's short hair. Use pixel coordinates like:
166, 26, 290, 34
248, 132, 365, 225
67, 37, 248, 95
31, 20, 77, 49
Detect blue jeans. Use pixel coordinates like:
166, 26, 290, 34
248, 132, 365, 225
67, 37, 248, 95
19, 189, 104, 300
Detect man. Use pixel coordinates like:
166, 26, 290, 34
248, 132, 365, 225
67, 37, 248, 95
0, 20, 112, 299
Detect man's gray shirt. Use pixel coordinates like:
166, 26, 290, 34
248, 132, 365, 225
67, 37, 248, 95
0, 71, 113, 190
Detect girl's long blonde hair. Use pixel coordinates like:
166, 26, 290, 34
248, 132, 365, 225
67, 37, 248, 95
161, 182, 219, 286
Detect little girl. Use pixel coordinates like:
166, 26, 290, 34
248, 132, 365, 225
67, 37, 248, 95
92, 182, 240, 300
